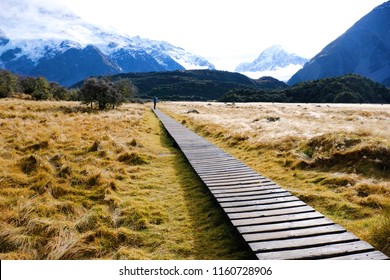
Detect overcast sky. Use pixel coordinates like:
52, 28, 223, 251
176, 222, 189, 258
4, 0, 388, 70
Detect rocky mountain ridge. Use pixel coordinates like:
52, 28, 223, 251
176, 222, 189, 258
0, 1, 214, 86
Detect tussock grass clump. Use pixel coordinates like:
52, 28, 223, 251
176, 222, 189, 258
88, 140, 101, 152
295, 133, 390, 178
19, 155, 40, 174
22, 140, 50, 152
115, 207, 148, 230
75, 206, 113, 233
117, 152, 149, 165
128, 139, 138, 147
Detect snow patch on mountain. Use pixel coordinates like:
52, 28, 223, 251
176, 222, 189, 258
0, 0, 215, 85
235, 45, 308, 81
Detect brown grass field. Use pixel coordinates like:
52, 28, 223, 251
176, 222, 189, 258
159, 101, 390, 256
0, 99, 251, 260
0, 99, 389, 259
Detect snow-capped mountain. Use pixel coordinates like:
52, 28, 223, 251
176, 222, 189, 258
235, 45, 308, 81
0, 0, 214, 86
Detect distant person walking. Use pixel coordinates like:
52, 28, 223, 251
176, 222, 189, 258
153, 96, 158, 109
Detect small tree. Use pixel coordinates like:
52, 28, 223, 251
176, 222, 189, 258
50, 82, 72, 101
0, 70, 18, 98
31, 77, 51, 100
115, 78, 138, 101
79, 78, 123, 110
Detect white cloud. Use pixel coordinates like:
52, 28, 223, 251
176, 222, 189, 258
240, 64, 305, 82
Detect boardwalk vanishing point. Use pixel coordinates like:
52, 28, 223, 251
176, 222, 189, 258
153, 109, 389, 260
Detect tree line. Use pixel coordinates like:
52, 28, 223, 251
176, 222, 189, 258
218, 74, 390, 104
0, 70, 138, 110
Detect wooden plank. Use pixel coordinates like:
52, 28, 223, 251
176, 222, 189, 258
251, 232, 359, 252
201, 174, 264, 185
237, 217, 335, 234
220, 196, 299, 208
214, 188, 288, 199
208, 182, 279, 192
225, 200, 307, 214
228, 205, 315, 220
328, 251, 389, 260
255, 241, 375, 260
197, 168, 258, 175
216, 191, 291, 203
191, 161, 247, 168
200, 170, 259, 179
195, 168, 253, 175
243, 224, 346, 242
194, 164, 250, 172
202, 174, 265, 182
188, 157, 239, 164
194, 165, 249, 173
231, 212, 324, 227
202, 174, 265, 184
199, 172, 263, 180
209, 186, 282, 197
207, 178, 269, 187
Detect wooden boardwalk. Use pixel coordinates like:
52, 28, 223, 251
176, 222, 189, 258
153, 109, 389, 260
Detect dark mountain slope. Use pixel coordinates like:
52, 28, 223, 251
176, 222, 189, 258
288, 1, 390, 86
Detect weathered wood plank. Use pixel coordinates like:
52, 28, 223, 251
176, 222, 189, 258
231, 211, 324, 227
191, 161, 247, 169
206, 178, 270, 188
220, 196, 299, 208
225, 200, 308, 214
194, 165, 249, 173
237, 217, 335, 234
188, 157, 239, 164
200, 171, 259, 179
214, 188, 288, 199
255, 241, 375, 260
328, 251, 389, 260
202, 174, 266, 184
250, 232, 360, 253
194, 166, 253, 174
216, 191, 291, 203
243, 224, 346, 242
227, 205, 315, 220
208, 183, 279, 192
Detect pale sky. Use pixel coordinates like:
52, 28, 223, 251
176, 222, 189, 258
5, 0, 389, 70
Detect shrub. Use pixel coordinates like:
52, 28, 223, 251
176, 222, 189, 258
79, 78, 123, 110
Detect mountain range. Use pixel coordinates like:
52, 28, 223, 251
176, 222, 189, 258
1, 0, 390, 89
288, 1, 390, 86
0, 1, 214, 86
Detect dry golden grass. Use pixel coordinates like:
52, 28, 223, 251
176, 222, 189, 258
0, 99, 251, 260
159, 101, 390, 256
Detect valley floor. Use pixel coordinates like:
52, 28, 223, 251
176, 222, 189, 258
0, 99, 389, 259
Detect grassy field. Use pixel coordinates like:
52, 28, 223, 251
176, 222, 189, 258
0, 99, 252, 260
1, 99, 389, 259
159, 101, 390, 256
